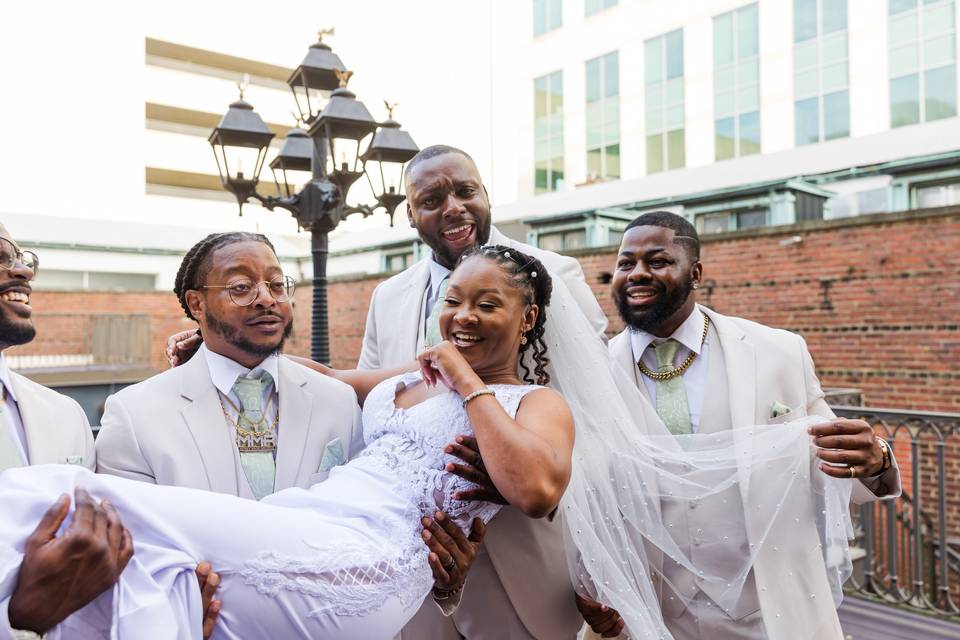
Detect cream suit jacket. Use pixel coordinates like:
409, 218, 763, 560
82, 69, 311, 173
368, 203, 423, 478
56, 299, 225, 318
358, 227, 607, 639
95, 353, 363, 498
1, 371, 95, 640
608, 306, 901, 640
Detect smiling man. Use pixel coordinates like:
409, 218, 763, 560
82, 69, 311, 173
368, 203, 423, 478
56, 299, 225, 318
95, 232, 364, 501
579, 211, 901, 640
358, 145, 607, 640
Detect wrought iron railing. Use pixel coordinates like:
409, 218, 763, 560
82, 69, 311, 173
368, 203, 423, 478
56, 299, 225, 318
833, 406, 960, 620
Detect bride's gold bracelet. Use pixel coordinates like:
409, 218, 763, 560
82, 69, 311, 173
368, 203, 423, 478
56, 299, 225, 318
462, 388, 495, 407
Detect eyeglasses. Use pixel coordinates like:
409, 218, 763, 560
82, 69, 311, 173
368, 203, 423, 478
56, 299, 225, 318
0, 237, 39, 276
201, 275, 296, 307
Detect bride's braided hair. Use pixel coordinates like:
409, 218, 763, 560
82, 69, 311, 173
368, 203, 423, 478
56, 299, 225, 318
458, 245, 553, 385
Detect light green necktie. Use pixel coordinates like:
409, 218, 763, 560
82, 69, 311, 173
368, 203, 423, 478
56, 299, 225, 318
0, 394, 25, 472
652, 340, 693, 436
232, 372, 276, 500
424, 276, 450, 347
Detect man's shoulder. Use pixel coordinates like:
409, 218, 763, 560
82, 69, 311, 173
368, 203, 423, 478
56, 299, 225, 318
9, 369, 84, 413
705, 308, 804, 350
371, 259, 430, 298
108, 361, 190, 406
501, 237, 581, 274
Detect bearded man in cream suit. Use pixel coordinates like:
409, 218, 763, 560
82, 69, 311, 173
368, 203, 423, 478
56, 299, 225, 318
579, 211, 901, 640
359, 145, 606, 640
0, 222, 135, 640
96, 232, 363, 500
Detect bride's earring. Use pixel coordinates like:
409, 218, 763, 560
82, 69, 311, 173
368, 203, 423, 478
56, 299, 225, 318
520, 335, 528, 345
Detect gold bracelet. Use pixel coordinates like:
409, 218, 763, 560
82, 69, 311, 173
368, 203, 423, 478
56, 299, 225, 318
462, 388, 495, 407
433, 583, 464, 600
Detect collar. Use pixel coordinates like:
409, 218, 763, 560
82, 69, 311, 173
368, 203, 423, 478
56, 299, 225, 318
0, 353, 16, 402
201, 344, 280, 397
629, 305, 707, 363
428, 258, 452, 296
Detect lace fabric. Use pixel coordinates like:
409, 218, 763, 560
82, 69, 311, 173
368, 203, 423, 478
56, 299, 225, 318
240, 371, 541, 617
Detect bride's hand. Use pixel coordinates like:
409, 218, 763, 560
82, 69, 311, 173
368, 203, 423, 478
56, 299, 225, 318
417, 342, 484, 397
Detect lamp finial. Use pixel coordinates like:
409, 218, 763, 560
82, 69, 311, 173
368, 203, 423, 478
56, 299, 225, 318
317, 27, 335, 43
384, 100, 399, 119
237, 73, 250, 100
334, 69, 353, 88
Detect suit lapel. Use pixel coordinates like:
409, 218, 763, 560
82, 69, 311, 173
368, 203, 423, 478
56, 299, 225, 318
274, 357, 312, 490
401, 260, 431, 361
608, 330, 646, 395
703, 307, 761, 540
10, 373, 61, 464
178, 354, 241, 495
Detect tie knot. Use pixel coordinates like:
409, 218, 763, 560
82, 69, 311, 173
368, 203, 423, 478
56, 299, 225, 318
653, 340, 680, 371
232, 371, 273, 415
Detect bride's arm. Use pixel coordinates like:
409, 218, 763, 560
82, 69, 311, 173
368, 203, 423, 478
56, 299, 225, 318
285, 355, 416, 406
419, 344, 574, 519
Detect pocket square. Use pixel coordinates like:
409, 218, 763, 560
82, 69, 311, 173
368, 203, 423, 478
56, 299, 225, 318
770, 401, 792, 418
65, 455, 84, 466
318, 438, 344, 473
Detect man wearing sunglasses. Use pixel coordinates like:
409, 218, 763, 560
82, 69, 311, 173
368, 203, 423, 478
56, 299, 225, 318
95, 232, 364, 506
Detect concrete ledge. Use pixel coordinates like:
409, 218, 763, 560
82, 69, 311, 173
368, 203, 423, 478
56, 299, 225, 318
838, 596, 960, 639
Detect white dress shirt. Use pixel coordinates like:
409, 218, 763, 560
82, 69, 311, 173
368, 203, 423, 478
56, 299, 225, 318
420, 259, 452, 340
0, 353, 28, 465
629, 305, 710, 432
201, 345, 280, 429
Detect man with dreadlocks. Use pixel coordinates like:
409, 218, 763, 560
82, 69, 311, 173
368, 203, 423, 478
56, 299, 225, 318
95, 232, 364, 502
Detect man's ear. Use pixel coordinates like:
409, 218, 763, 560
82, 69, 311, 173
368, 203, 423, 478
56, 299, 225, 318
406, 203, 416, 228
691, 260, 703, 287
185, 290, 205, 321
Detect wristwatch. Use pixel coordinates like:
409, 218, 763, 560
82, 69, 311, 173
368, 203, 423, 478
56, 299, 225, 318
874, 438, 892, 475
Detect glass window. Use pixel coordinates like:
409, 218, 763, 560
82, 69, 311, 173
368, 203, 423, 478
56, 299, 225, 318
534, 0, 562, 36
534, 70, 565, 194
916, 180, 960, 207
586, 52, 620, 180
385, 253, 412, 272
889, 0, 956, 126
737, 209, 766, 229
87, 272, 156, 291
645, 29, 685, 173
794, 1, 850, 145
700, 213, 732, 234
586, 0, 617, 16
714, 4, 761, 159
538, 232, 563, 252
537, 229, 588, 251
33, 269, 84, 290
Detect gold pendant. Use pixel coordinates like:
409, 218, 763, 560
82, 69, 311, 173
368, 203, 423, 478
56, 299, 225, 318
237, 429, 276, 453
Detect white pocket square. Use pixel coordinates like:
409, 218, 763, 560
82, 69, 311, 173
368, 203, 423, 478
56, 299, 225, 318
318, 438, 344, 473
770, 401, 792, 419
65, 455, 84, 466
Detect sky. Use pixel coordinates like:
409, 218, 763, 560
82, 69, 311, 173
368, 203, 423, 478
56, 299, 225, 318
0, 0, 494, 235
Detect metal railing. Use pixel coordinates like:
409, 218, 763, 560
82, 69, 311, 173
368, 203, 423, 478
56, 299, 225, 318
833, 406, 960, 620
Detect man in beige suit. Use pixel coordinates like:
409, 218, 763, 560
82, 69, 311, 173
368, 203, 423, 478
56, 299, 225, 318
96, 232, 363, 499
581, 212, 900, 639
0, 222, 133, 640
359, 145, 607, 639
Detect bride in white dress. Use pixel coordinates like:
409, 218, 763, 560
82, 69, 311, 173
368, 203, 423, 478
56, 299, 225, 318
0, 246, 575, 640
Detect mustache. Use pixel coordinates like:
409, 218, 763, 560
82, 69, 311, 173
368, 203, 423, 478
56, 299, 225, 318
0, 280, 31, 294
248, 310, 284, 320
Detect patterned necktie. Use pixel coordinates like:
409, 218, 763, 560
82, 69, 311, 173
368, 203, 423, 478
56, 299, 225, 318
652, 340, 693, 436
231, 371, 276, 500
424, 275, 450, 347
0, 393, 24, 472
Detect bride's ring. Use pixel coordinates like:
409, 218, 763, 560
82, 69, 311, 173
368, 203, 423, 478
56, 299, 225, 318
442, 558, 456, 572
847, 465, 857, 479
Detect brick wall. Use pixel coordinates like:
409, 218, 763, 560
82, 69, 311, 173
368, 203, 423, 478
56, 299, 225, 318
12, 207, 959, 412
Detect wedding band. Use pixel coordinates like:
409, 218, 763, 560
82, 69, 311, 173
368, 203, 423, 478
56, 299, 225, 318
442, 558, 456, 572
848, 466, 857, 479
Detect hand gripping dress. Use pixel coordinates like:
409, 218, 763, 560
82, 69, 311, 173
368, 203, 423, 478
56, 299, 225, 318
0, 373, 541, 640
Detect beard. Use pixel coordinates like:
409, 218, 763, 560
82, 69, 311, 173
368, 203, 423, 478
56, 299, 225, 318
615, 277, 695, 334
205, 309, 292, 359
419, 215, 493, 269
0, 314, 36, 349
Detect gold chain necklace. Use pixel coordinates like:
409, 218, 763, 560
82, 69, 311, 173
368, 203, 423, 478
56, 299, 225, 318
637, 315, 710, 381
217, 393, 279, 436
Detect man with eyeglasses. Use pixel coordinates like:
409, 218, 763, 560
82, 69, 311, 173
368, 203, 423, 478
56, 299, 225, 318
0, 223, 135, 640
95, 232, 364, 504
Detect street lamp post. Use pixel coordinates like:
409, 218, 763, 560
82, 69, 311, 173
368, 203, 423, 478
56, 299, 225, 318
207, 32, 419, 364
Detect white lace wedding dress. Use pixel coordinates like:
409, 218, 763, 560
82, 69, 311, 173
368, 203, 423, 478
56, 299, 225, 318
0, 372, 540, 640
